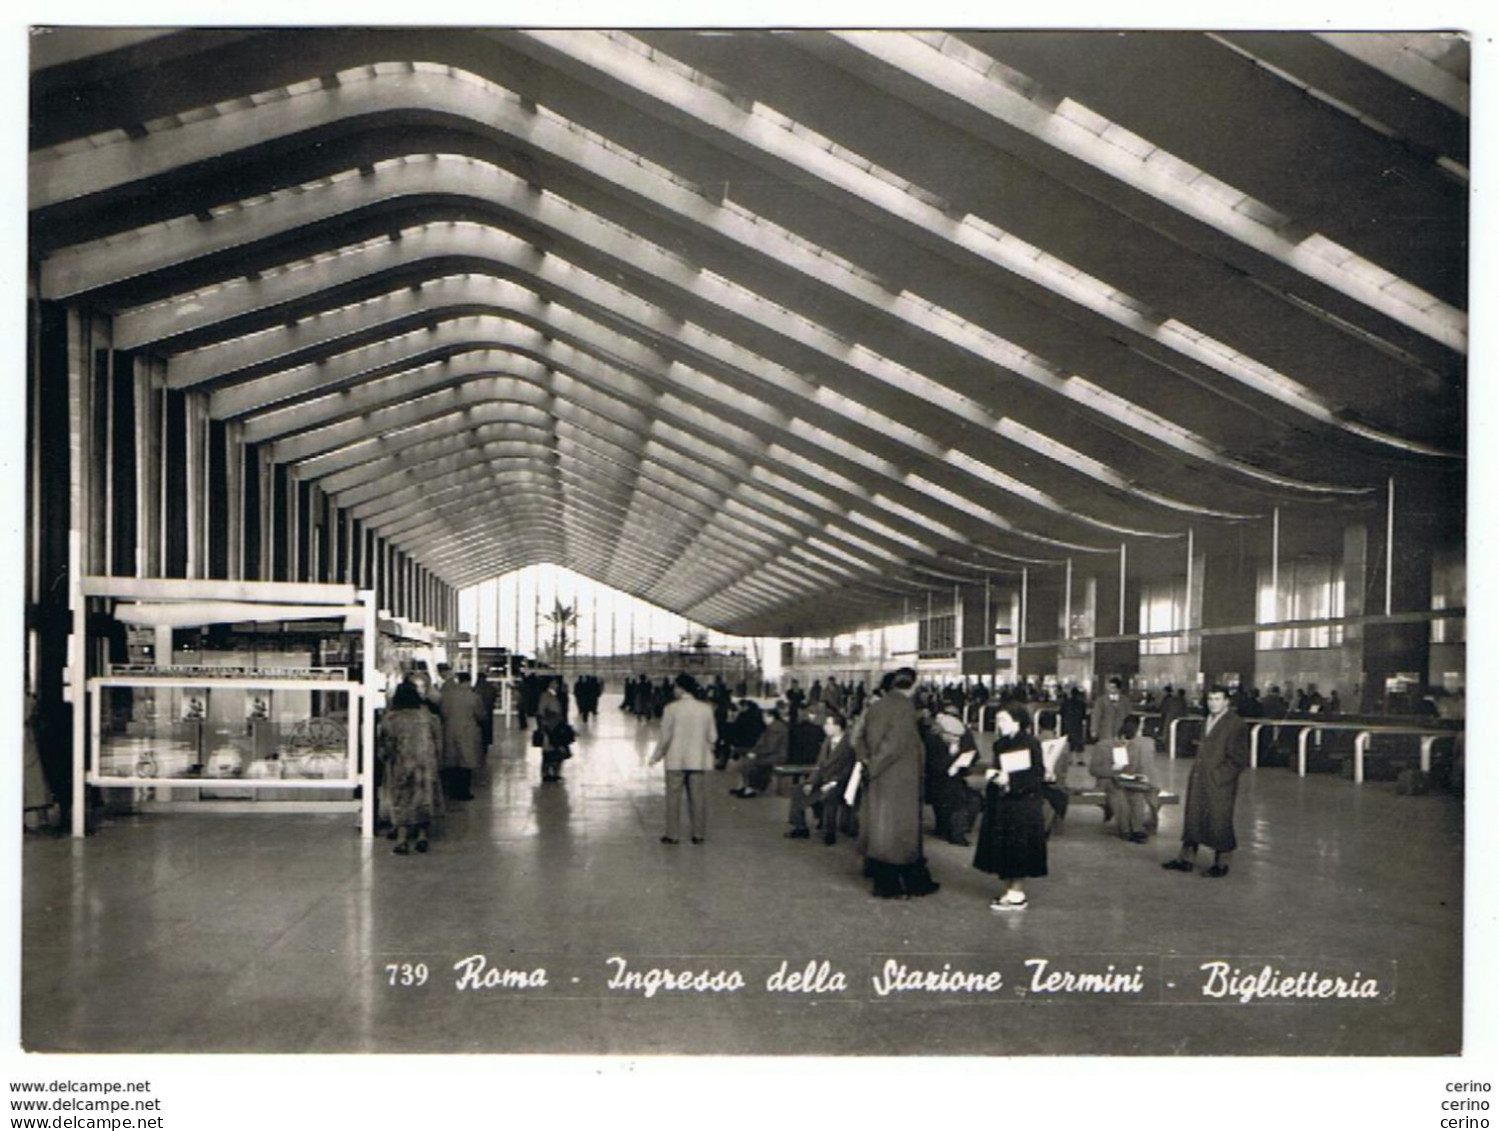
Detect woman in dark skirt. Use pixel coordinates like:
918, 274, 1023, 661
973, 703, 1047, 911
538, 704, 574, 783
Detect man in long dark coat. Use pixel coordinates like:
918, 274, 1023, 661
474, 671, 497, 761
1163, 685, 1250, 878
439, 673, 486, 801
856, 667, 940, 899
1059, 687, 1088, 756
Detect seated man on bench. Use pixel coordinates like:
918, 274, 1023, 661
731, 702, 788, 798
1106, 715, 1161, 843
786, 705, 827, 767
786, 708, 855, 843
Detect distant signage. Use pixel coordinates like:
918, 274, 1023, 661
1384, 671, 1421, 693
107, 664, 349, 681
228, 620, 347, 634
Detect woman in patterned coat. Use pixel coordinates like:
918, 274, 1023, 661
378, 681, 444, 854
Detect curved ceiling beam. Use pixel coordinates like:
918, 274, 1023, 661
208, 319, 1133, 569
206, 278, 1206, 539
397, 505, 691, 604
299, 390, 970, 600
802, 31, 1465, 355
503, 31, 1466, 415
145, 219, 1273, 519
32, 31, 1460, 639
383, 475, 881, 619
35, 67, 1427, 477
339, 430, 899, 590
1315, 32, 1470, 117
208, 313, 1130, 556
247, 356, 1068, 581
275, 378, 552, 468
409, 491, 974, 631
397, 491, 775, 593
99, 177, 1331, 510
332, 428, 1011, 608
357, 447, 970, 607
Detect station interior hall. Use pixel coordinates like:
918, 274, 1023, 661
21, 27, 1468, 1056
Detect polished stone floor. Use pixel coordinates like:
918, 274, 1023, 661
22, 703, 1463, 1055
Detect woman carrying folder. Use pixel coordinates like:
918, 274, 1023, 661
972, 704, 1047, 911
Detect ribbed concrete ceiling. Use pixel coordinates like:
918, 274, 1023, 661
29, 28, 1467, 636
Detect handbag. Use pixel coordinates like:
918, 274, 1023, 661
531, 728, 544, 748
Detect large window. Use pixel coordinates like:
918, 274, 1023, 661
1257, 557, 1344, 649
1431, 550, 1465, 645
1139, 579, 1187, 655
918, 613, 957, 659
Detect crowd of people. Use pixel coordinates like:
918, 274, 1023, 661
642, 666, 1254, 909
374, 666, 484, 854
377, 662, 1261, 898
376, 666, 606, 851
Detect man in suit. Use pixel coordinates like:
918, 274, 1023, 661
649, 673, 718, 845
1163, 685, 1250, 878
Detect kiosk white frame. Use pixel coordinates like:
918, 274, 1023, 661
72, 577, 382, 839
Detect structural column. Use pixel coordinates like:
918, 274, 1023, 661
1198, 527, 1257, 689
1092, 548, 1140, 684
1017, 572, 1061, 680
1362, 479, 1437, 711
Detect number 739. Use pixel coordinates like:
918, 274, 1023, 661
385, 962, 429, 986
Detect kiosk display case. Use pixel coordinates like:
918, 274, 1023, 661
73, 577, 384, 837
90, 677, 360, 787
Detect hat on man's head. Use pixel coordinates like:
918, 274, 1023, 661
935, 712, 966, 740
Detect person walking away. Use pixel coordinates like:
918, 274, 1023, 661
1163, 685, 1249, 877
438, 673, 485, 801
1158, 684, 1186, 751
856, 668, 940, 899
537, 677, 565, 723
474, 671, 497, 766
379, 681, 444, 854
649, 673, 718, 844
537, 701, 575, 783
1060, 687, 1088, 760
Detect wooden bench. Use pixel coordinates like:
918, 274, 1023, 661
770, 765, 815, 794
1070, 788, 1180, 809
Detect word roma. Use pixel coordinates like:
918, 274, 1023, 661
453, 954, 549, 991
1198, 961, 1381, 1004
